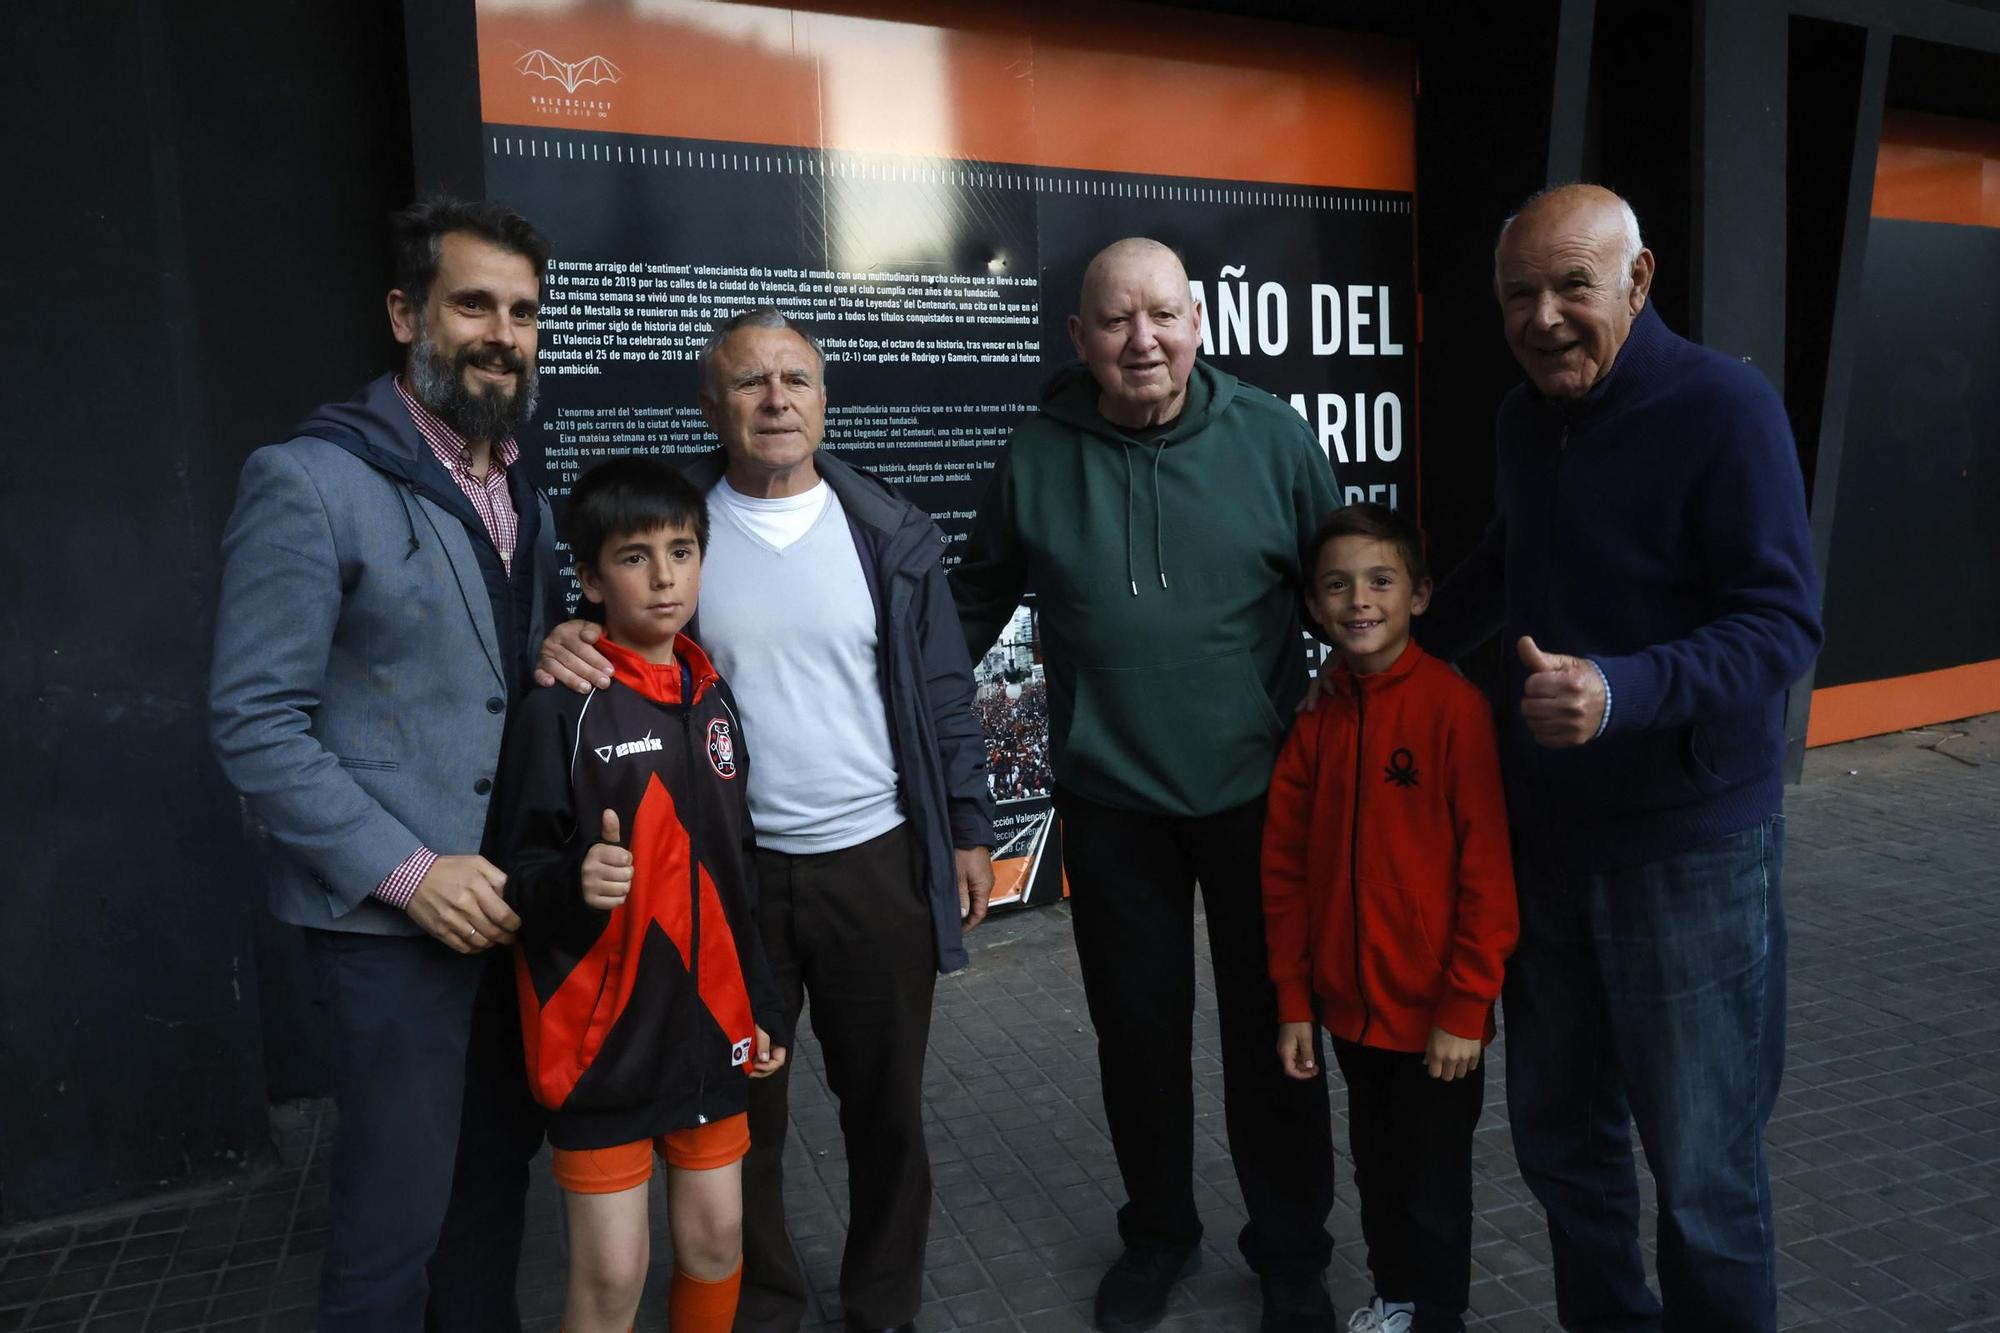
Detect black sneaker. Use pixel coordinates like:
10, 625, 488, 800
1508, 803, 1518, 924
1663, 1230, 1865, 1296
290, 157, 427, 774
1260, 1271, 1338, 1332
1093, 1242, 1199, 1332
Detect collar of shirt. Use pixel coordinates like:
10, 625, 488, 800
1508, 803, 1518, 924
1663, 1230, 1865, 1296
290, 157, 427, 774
394, 377, 520, 479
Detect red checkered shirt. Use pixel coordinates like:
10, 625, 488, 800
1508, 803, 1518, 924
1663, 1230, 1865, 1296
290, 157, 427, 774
374, 379, 524, 911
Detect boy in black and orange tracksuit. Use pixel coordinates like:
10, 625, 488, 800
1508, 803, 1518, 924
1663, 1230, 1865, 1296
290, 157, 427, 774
1263, 504, 1518, 1333
491, 457, 788, 1333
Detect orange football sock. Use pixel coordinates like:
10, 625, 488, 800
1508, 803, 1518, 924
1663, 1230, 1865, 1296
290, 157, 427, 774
668, 1261, 742, 1332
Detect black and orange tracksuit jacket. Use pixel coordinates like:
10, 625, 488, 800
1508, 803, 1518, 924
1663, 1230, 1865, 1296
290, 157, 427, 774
489, 632, 787, 1151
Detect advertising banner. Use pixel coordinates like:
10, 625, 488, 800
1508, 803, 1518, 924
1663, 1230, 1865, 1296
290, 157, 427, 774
471, 1, 1417, 908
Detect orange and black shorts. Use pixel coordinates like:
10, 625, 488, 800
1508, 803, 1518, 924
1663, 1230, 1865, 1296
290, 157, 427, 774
549, 1113, 750, 1195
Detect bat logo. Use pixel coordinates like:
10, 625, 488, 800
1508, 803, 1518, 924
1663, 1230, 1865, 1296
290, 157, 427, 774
514, 49, 623, 95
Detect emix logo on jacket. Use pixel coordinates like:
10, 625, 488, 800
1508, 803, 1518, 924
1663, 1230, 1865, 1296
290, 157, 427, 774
593, 731, 662, 764
707, 719, 737, 779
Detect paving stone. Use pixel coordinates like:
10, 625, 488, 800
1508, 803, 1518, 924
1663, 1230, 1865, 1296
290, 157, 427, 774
3, 720, 1998, 1329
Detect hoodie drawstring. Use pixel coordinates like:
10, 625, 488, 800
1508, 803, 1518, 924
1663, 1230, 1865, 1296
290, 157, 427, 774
396, 483, 422, 558
1151, 442, 1168, 591
1122, 442, 1138, 596
1121, 438, 1172, 595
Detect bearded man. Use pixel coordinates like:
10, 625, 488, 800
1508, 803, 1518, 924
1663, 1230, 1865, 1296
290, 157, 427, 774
210, 195, 564, 1332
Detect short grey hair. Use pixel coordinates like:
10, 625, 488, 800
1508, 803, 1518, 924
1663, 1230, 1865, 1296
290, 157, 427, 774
697, 307, 826, 397
1493, 185, 1645, 292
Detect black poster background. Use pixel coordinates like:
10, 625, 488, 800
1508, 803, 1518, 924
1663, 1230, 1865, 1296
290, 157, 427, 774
486, 126, 1416, 907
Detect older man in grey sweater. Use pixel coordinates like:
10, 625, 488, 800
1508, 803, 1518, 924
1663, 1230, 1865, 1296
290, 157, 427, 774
537, 308, 995, 1333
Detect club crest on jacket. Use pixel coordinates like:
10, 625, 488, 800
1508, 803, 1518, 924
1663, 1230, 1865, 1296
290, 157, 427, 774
707, 719, 738, 779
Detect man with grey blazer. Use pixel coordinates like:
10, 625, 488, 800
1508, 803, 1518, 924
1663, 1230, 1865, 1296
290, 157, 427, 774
210, 197, 563, 1332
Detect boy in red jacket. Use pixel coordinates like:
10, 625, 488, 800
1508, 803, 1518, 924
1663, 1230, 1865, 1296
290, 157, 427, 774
1262, 503, 1518, 1333
491, 458, 788, 1333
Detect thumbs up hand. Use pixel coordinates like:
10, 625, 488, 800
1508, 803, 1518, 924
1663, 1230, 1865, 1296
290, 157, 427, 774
1517, 635, 1608, 748
581, 808, 636, 909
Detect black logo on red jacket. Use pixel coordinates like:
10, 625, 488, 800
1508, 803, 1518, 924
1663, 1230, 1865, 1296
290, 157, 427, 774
1384, 748, 1420, 788
706, 719, 737, 779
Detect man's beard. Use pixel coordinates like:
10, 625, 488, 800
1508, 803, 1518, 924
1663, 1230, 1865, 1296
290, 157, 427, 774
407, 324, 539, 443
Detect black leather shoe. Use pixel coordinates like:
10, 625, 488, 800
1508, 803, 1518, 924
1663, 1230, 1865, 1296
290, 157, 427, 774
841, 1320, 914, 1333
1093, 1242, 1199, 1332
1259, 1271, 1338, 1332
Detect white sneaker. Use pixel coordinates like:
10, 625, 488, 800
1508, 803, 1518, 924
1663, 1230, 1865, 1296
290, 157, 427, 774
1345, 1299, 1412, 1333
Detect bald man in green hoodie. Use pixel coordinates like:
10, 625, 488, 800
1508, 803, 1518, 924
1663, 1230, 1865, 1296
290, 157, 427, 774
953, 238, 1340, 1333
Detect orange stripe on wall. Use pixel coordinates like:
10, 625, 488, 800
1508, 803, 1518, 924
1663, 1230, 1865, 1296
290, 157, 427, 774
1871, 109, 2000, 228
1806, 659, 2000, 747
476, 0, 1413, 191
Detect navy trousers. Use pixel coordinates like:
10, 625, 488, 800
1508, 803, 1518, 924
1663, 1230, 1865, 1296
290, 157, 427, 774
1504, 816, 1788, 1333
427, 948, 548, 1332
304, 931, 544, 1333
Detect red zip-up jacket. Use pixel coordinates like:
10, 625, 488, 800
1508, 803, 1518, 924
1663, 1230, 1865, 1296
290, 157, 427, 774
1261, 640, 1518, 1053
490, 633, 787, 1151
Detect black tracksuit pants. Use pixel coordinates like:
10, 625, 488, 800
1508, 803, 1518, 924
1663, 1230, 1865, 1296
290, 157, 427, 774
1055, 787, 1335, 1276
1330, 1037, 1484, 1333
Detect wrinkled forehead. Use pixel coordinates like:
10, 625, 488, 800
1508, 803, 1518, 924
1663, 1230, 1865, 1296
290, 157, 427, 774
1079, 254, 1194, 318
1499, 202, 1626, 274
716, 325, 821, 377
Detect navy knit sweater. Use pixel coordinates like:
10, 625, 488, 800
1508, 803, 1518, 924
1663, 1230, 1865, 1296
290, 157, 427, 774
1423, 305, 1822, 871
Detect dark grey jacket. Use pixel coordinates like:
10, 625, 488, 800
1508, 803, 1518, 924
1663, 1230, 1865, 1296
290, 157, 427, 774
679, 448, 994, 973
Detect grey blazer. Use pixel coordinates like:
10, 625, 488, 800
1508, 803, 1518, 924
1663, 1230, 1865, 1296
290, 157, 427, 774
210, 385, 560, 936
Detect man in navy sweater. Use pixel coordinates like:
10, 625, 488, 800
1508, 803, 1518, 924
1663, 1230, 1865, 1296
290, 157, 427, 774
1421, 184, 1821, 1333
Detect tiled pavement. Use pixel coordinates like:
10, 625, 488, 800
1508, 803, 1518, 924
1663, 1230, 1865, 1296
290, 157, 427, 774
4, 715, 1998, 1331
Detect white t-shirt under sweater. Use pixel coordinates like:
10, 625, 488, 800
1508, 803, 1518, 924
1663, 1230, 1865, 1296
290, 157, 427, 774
701, 476, 905, 854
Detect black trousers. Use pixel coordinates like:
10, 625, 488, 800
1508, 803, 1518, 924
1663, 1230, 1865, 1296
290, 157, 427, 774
304, 931, 542, 1333
1330, 1038, 1484, 1333
1056, 788, 1334, 1277
736, 822, 938, 1332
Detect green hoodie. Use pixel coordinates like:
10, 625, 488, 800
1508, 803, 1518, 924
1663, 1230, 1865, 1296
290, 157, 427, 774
952, 360, 1340, 817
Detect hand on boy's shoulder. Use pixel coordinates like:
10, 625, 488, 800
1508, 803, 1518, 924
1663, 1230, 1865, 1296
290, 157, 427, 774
536, 618, 612, 693
1294, 670, 1329, 715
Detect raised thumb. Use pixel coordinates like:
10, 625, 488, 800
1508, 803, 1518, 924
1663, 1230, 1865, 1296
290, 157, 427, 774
1517, 635, 1562, 674
600, 808, 622, 845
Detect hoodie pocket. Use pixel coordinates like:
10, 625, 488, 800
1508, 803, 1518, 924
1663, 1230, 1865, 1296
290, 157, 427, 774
1060, 651, 1288, 810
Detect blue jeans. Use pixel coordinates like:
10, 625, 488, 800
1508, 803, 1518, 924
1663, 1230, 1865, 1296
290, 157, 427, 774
1504, 817, 1786, 1333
